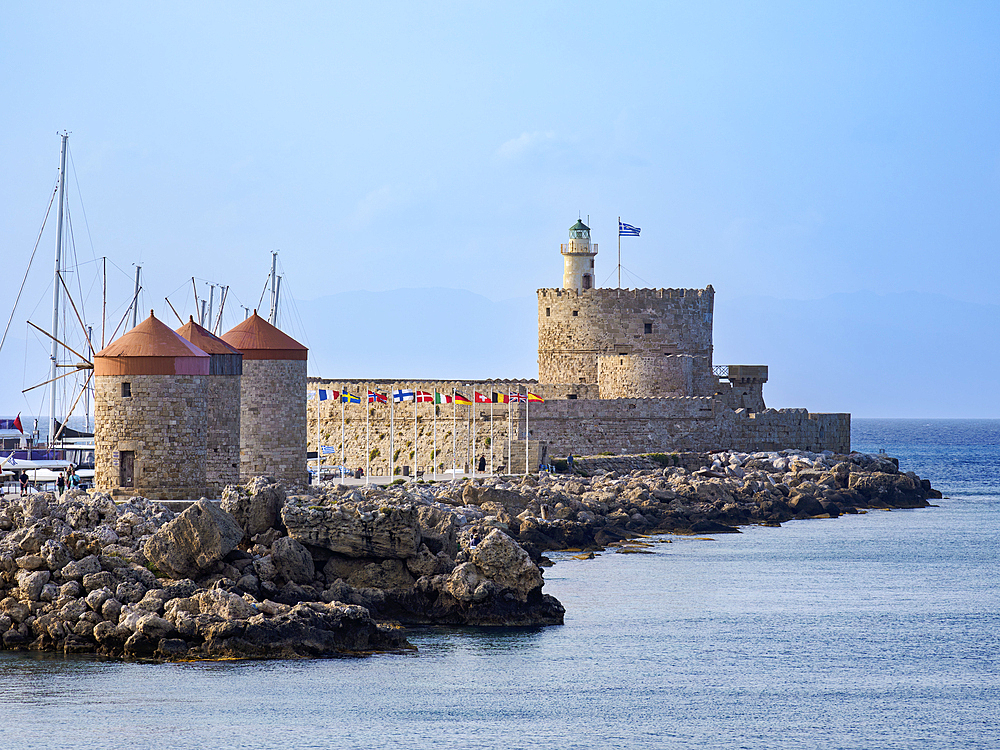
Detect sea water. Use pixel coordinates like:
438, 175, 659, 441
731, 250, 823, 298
1, 419, 998, 750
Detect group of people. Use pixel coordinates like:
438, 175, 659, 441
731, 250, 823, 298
8, 467, 80, 497
56, 468, 81, 494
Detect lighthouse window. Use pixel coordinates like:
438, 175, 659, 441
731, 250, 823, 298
590, 259, 594, 268
644, 323, 653, 334
121, 382, 132, 398
582, 275, 592, 289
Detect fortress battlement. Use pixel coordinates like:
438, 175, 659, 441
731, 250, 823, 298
537, 286, 714, 301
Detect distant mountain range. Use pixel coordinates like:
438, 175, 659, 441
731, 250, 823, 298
713, 291, 999, 418
4, 288, 995, 420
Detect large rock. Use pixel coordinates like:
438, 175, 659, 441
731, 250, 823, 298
282, 501, 421, 559
143, 500, 243, 579
221, 477, 286, 537
466, 528, 543, 602
224, 601, 408, 658
271, 536, 315, 585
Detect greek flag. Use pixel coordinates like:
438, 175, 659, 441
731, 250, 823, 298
320, 446, 338, 455
619, 221, 641, 236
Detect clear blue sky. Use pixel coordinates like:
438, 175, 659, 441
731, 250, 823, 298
2, 2, 998, 416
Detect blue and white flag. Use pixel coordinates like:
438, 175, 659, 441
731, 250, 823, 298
393, 389, 415, 403
619, 221, 641, 237
320, 445, 338, 455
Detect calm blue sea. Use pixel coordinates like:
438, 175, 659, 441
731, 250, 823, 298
2, 419, 998, 750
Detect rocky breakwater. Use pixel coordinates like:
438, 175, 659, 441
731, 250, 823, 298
0, 487, 407, 659
450, 449, 941, 552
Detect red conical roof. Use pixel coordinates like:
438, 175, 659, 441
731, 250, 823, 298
220, 312, 307, 361
95, 311, 210, 376
176, 316, 243, 356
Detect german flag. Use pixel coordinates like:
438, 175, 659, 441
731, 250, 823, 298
454, 392, 473, 405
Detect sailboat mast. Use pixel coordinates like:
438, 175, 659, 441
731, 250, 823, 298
131, 266, 141, 328
49, 132, 69, 445
269, 251, 278, 325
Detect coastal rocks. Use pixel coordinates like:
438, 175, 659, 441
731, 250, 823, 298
220, 477, 285, 537
282, 500, 421, 559
464, 528, 542, 602
143, 500, 243, 578
271, 536, 315, 585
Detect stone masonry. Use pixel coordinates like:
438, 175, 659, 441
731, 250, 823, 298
240, 359, 308, 487
94, 374, 208, 500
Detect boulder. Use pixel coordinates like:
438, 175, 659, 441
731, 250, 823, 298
466, 528, 542, 602
221, 477, 286, 537
282, 501, 421, 559
788, 492, 825, 517
271, 537, 316, 585
143, 500, 243, 579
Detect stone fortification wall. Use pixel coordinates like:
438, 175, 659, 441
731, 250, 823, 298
308, 378, 849, 474
206, 374, 240, 494
598, 354, 708, 398
537, 286, 715, 386
309, 379, 536, 476
94, 374, 207, 500
241, 359, 307, 487
523, 399, 850, 456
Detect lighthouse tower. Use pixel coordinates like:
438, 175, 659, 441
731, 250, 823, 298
561, 219, 597, 291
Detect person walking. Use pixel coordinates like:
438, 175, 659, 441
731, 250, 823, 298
567, 453, 574, 472
477, 454, 486, 473
19, 471, 28, 496
57, 473, 65, 495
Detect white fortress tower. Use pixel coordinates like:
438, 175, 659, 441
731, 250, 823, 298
561, 219, 597, 291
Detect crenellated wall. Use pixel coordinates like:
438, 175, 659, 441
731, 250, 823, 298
537, 286, 715, 387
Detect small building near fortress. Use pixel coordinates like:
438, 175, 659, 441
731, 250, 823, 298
93, 312, 210, 500
308, 220, 850, 474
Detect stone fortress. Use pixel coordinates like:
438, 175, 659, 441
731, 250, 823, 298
89, 219, 848, 497
310, 220, 850, 475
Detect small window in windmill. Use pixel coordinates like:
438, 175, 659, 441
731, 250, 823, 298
546, 308, 550, 317
122, 382, 132, 398
644, 323, 653, 334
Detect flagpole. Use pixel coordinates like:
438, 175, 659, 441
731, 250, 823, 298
472, 394, 476, 477
340, 390, 345, 482
390, 392, 395, 479
524, 386, 529, 476
489, 397, 494, 475
507, 385, 512, 476
618, 215, 621, 293
433, 394, 437, 481
413, 395, 417, 481
315, 392, 321, 486
451, 387, 456, 482
366, 390, 370, 486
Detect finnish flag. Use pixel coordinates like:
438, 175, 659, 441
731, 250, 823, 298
393, 389, 415, 402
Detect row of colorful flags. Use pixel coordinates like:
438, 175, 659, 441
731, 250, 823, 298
311, 389, 545, 405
